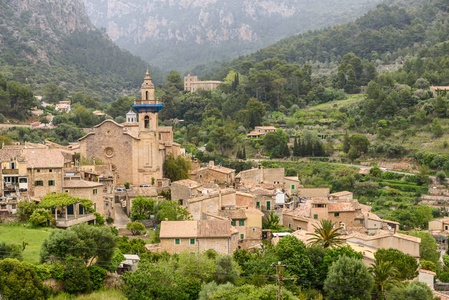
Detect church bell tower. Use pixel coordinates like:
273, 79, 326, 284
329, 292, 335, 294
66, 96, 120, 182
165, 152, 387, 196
133, 70, 162, 131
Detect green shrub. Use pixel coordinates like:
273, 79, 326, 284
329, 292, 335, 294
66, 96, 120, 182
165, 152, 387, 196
95, 212, 105, 225
440, 272, 449, 283
64, 260, 93, 294
126, 222, 146, 235
87, 265, 107, 290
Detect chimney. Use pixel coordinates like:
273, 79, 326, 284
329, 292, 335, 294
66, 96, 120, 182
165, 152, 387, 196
209, 161, 214, 167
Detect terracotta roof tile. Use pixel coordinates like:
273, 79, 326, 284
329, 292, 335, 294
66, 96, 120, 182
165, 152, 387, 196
23, 149, 65, 168
127, 187, 158, 198
172, 179, 201, 188
328, 202, 356, 212
63, 180, 103, 188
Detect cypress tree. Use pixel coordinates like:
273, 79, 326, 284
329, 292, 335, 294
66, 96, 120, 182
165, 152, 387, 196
242, 146, 246, 159
293, 137, 300, 156
343, 131, 350, 153
282, 142, 290, 157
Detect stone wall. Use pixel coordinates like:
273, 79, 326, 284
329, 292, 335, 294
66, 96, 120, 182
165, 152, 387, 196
28, 168, 63, 198
0, 214, 19, 223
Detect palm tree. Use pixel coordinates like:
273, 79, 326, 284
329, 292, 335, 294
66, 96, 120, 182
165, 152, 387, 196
306, 219, 344, 248
262, 211, 280, 230
369, 259, 402, 299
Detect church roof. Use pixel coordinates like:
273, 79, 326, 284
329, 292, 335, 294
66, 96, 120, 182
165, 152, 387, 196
93, 119, 123, 128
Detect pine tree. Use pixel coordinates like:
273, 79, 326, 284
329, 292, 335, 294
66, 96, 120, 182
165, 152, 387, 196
343, 131, 350, 153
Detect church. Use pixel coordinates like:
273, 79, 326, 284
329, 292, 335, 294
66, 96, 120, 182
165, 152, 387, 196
78, 71, 181, 186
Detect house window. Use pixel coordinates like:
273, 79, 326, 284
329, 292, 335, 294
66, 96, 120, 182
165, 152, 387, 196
93, 189, 97, 195
267, 201, 271, 210
35, 180, 43, 186
175, 239, 180, 245
446, 226, 448, 231
297, 227, 301, 230
334, 213, 339, 217
240, 234, 244, 240
288, 223, 291, 228
49, 169, 52, 172
37, 169, 40, 173
360, 220, 364, 224
65, 190, 69, 193
190, 239, 195, 245
239, 220, 245, 226
291, 185, 295, 189
314, 214, 318, 219
256, 202, 260, 208
231, 220, 236, 226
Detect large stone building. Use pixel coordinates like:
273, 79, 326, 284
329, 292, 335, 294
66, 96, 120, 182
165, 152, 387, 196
184, 74, 221, 93
78, 71, 180, 186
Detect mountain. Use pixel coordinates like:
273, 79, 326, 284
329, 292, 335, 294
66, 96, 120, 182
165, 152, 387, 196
0, 0, 161, 102
206, 0, 449, 79
84, 0, 383, 73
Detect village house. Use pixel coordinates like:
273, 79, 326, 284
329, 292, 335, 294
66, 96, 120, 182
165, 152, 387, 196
282, 197, 397, 233
296, 187, 330, 199
218, 207, 264, 248
171, 179, 202, 206
235, 166, 284, 187
284, 176, 301, 195
187, 188, 237, 220
343, 231, 421, 258
429, 217, 449, 232
190, 161, 235, 186
159, 220, 238, 254
246, 126, 277, 138
329, 191, 353, 201
55, 101, 71, 113
63, 176, 106, 217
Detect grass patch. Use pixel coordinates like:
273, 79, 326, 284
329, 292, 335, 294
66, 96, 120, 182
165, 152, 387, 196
0, 223, 59, 263
49, 289, 126, 300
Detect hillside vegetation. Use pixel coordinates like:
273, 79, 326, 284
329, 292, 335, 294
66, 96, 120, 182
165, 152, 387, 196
0, 0, 160, 102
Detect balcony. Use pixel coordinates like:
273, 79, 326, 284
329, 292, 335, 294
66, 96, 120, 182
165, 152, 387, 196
55, 213, 96, 228
2, 169, 18, 175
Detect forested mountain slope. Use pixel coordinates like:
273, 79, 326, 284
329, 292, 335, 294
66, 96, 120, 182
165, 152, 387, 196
0, 0, 160, 102
206, 0, 449, 79
84, 0, 382, 73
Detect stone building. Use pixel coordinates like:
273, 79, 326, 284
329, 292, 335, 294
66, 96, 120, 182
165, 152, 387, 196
78, 71, 180, 186
184, 74, 222, 93
160, 220, 238, 254
191, 161, 235, 185
235, 166, 284, 187
63, 176, 106, 217
218, 207, 264, 248
171, 179, 202, 206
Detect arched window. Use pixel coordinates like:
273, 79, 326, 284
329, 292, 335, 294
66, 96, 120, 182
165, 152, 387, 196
144, 115, 150, 128
145, 91, 149, 100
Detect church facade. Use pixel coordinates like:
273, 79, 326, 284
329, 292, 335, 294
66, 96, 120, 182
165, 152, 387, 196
78, 71, 181, 186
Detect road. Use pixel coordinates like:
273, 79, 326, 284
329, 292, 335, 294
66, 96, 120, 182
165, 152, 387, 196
114, 204, 131, 229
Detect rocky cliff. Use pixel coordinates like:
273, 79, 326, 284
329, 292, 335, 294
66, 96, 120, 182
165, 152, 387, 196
84, 0, 383, 72
0, 0, 157, 101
